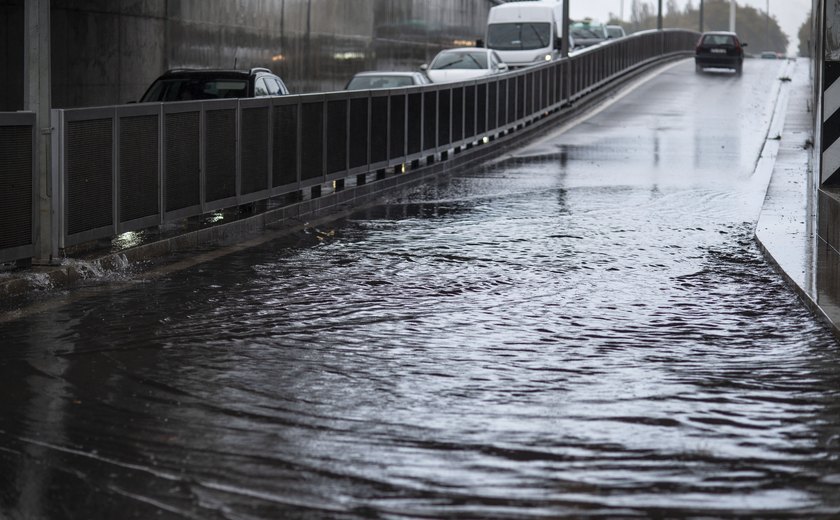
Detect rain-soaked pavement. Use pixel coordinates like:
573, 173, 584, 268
2, 59, 840, 519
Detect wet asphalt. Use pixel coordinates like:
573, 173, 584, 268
2, 59, 840, 519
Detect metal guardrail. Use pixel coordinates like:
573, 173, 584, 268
19, 29, 699, 259
0, 112, 36, 263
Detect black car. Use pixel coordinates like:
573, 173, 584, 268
695, 32, 747, 75
139, 68, 290, 103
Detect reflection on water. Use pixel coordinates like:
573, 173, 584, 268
1, 60, 839, 518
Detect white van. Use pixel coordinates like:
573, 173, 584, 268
483, 0, 570, 69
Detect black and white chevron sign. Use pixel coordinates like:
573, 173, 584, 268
824, 61, 840, 182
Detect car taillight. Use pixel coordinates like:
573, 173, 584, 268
735, 40, 742, 52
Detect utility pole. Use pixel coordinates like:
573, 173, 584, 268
657, 0, 663, 30
730, 0, 736, 33
561, 0, 570, 57
699, 0, 704, 32
766, 0, 770, 50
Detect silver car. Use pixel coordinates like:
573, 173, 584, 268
345, 71, 430, 90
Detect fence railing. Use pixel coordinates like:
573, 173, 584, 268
0, 112, 36, 263
3, 29, 699, 262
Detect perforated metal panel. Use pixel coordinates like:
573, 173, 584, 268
66, 119, 113, 237
423, 91, 437, 151
205, 109, 237, 202
464, 86, 475, 139
438, 90, 451, 146
300, 103, 323, 181
452, 88, 463, 143
477, 84, 487, 136
165, 111, 200, 213
273, 104, 298, 187
407, 93, 422, 155
349, 98, 368, 169
506, 79, 516, 125
119, 115, 159, 224
0, 126, 33, 250
389, 94, 405, 160
499, 80, 509, 126
488, 82, 498, 132
241, 107, 269, 194
326, 100, 348, 175
370, 97, 388, 164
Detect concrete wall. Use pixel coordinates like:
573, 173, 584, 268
0, 0, 492, 109
0, 0, 24, 111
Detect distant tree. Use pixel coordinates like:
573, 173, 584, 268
798, 13, 811, 57
629, 0, 656, 33
666, 0, 679, 15
623, 0, 789, 54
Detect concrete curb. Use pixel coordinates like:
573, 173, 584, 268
753, 59, 840, 338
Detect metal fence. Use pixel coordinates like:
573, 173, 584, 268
0, 112, 36, 263
30, 29, 698, 257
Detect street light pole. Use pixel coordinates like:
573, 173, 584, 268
730, 0, 736, 33
766, 0, 770, 50
699, 0, 704, 32
658, 0, 663, 30
561, 0, 570, 57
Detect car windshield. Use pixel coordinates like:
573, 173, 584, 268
430, 51, 488, 70
141, 78, 249, 102
346, 75, 415, 90
487, 23, 551, 51
571, 26, 605, 39
607, 27, 623, 38
702, 34, 736, 46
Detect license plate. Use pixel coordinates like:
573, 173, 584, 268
711, 49, 726, 54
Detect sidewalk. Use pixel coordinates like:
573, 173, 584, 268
754, 59, 840, 337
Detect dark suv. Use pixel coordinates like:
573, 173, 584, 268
139, 68, 290, 103
695, 32, 747, 75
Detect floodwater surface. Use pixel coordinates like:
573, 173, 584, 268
2, 59, 839, 519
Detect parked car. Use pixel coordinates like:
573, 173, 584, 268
695, 31, 747, 75
422, 48, 509, 83
139, 68, 290, 102
345, 71, 430, 90
570, 21, 610, 49
606, 24, 626, 39
760, 50, 779, 59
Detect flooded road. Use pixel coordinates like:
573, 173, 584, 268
2, 59, 840, 519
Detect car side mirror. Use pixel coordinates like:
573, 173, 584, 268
420, 64, 428, 71
742, 42, 748, 47
499, 63, 509, 72
555, 37, 562, 50
475, 39, 484, 48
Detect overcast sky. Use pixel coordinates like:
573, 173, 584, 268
570, 0, 812, 54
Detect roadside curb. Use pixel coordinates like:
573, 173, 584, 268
753, 59, 839, 337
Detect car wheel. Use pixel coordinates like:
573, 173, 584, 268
695, 63, 703, 74
735, 64, 743, 76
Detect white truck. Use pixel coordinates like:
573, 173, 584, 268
483, 0, 571, 69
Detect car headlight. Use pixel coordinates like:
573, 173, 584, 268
536, 54, 552, 62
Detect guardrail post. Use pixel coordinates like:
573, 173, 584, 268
25, 0, 56, 264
